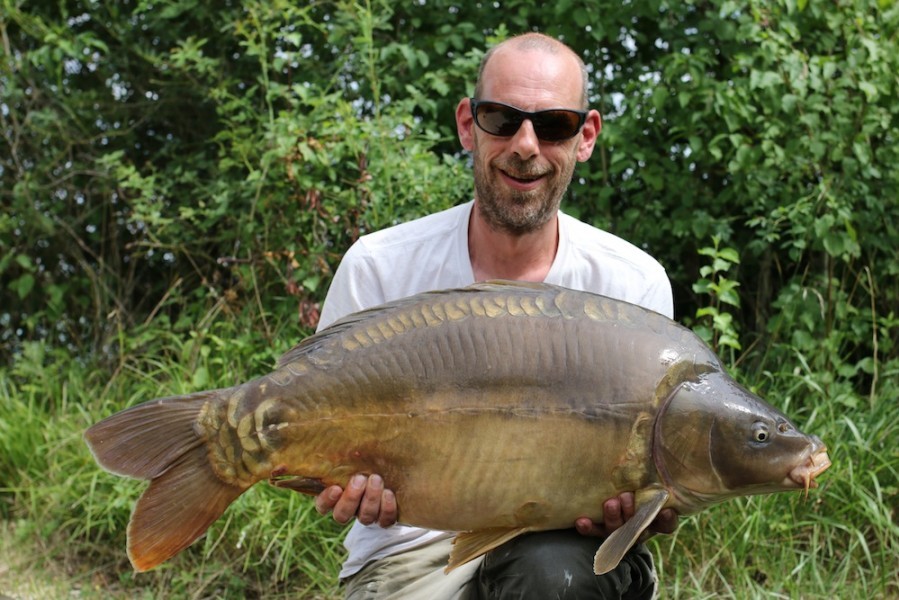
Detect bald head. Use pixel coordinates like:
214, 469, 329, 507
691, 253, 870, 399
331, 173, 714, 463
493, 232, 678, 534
474, 33, 589, 108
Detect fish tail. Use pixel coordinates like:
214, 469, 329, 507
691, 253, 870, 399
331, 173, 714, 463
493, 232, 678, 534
84, 390, 247, 571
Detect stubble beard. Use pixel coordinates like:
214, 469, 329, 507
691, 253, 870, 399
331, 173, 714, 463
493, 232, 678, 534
472, 152, 576, 236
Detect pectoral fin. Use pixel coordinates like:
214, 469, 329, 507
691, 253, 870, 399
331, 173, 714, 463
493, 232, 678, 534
270, 475, 327, 495
447, 527, 531, 573
593, 488, 670, 575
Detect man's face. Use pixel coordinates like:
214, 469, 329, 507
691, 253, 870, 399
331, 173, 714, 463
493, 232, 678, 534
462, 47, 599, 236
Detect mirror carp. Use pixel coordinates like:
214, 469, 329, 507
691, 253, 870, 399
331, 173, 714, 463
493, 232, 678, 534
85, 281, 830, 575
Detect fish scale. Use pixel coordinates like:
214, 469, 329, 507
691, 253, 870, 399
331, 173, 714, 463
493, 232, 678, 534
84, 280, 830, 576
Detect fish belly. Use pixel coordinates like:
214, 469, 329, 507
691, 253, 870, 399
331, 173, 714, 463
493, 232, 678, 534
268, 386, 652, 533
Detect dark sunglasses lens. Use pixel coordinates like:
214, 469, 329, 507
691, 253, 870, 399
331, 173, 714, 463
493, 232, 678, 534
474, 102, 583, 141
532, 111, 583, 141
476, 103, 522, 136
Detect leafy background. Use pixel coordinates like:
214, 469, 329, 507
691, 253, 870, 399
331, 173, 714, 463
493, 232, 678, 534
1, 0, 897, 598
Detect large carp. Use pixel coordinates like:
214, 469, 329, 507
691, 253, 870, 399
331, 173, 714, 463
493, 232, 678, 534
85, 281, 830, 575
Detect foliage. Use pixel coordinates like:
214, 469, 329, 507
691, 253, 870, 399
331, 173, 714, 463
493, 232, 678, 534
690, 235, 742, 358
2, 0, 898, 597
0, 0, 472, 361
3, 0, 896, 386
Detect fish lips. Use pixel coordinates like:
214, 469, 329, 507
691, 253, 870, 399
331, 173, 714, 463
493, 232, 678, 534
788, 441, 831, 492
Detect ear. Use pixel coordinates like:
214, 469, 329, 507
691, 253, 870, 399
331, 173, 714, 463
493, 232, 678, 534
456, 97, 475, 151
576, 109, 602, 162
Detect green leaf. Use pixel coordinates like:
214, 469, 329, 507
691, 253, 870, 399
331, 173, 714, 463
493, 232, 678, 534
693, 278, 712, 294
696, 306, 718, 318
302, 275, 320, 292
693, 324, 714, 344
719, 287, 742, 308
781, 94, 799, 113
712, 257, 731, 273
858, 81, 878, 102
750, 70, 781, 90
192, 366, 209, 389
12, 274, 35, 299
718, 247, 740, 264
718, 333, 742, 350
15, 254, 35, 270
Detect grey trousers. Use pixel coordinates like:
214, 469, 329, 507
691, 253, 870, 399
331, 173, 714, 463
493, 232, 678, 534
343, 529, 658, 600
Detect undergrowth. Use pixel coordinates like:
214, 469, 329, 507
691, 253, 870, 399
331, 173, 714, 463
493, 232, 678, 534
1, 309, 347, 599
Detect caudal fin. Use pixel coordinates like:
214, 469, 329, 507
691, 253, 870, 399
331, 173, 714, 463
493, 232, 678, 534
84, 390, 247, 571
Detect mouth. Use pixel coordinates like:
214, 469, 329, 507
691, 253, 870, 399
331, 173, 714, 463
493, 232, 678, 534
500, 169, 547, 191
788, 446, 831, 495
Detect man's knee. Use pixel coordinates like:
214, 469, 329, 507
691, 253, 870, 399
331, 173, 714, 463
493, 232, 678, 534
477, 530, 656, 599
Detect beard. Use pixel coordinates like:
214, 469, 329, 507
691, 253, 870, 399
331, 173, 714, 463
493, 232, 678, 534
472, 150, 577, 236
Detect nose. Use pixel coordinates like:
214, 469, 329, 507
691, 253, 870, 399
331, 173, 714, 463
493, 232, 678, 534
509, 119, 540, 160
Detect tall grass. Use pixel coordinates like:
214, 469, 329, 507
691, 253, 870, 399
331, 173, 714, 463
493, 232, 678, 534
2, 306, 897, 598
1, 310, 347, 598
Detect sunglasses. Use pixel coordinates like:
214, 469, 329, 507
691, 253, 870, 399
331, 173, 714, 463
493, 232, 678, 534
469, 98, 588, 142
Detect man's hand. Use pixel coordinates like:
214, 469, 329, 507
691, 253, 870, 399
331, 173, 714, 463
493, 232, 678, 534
574, 492, 678, 540
314, 474, 398, 528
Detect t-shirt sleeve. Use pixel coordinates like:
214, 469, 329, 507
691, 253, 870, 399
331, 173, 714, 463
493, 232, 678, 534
639, 271, 674, 319
316, 241, 386, 332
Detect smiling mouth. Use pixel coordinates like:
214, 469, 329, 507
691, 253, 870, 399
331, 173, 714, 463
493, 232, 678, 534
503, 170, 545, 184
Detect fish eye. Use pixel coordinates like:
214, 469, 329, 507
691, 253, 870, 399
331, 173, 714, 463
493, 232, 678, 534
752, 423, 770, 443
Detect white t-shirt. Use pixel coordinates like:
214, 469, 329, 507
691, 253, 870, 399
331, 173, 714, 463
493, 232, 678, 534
315, 200, 673, 578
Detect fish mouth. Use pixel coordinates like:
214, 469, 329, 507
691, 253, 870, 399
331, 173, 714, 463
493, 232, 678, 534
788, 446, 831, 494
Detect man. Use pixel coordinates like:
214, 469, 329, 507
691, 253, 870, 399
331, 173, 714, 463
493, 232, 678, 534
312, 32, 678, 599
